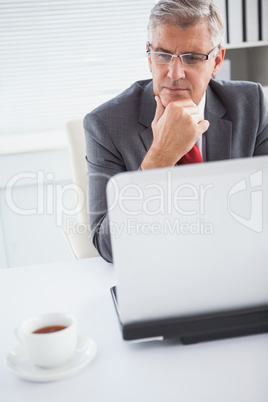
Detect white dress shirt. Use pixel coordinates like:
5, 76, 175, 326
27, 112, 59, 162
196, 92, 207, 161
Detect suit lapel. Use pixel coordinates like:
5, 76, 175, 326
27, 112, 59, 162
138, 81, 155, 151
205, 83, 233, 161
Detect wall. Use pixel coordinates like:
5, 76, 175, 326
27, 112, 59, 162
0, 148, 78, 268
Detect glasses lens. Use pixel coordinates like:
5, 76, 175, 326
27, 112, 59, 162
150, 52, 172, 64
181, 54, 206, 65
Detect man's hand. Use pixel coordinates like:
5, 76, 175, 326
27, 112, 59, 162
141, 95, 209, 169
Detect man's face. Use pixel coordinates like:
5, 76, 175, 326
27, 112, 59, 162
148, 22, 225, 107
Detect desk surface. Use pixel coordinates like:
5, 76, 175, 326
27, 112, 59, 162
1, 257, 268, 402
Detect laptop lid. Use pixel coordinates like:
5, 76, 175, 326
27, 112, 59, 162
106, 156, 268, 325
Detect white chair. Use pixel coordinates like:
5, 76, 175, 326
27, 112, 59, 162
62, 119, 99, 259
263, 85, 268, 102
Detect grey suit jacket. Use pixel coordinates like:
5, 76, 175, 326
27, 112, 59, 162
84, 79, 268, 262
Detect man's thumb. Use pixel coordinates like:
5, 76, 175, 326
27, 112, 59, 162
154, 95, 165, 122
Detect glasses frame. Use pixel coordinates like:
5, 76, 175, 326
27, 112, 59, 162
147, 44, 220, 66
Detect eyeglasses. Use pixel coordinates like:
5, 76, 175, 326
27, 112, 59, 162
147, 44, 220, 66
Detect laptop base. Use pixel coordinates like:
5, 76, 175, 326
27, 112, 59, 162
110, 286, 268, 344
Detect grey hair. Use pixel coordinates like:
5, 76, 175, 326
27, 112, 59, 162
147, 0, 225, 47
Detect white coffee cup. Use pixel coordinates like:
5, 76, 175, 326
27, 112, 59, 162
15, 313, 77, 368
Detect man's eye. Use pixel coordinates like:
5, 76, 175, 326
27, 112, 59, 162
183, 54, 204, 63
156, 53, 171, 62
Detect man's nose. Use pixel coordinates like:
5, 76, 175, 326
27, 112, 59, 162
167, 57, 186, 81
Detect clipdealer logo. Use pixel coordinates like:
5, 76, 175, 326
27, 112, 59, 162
227, 170, 263, 233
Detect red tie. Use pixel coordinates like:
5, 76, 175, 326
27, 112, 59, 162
177, 144, 203, 164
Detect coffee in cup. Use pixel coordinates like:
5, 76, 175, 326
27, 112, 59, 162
15, 313, 77, 368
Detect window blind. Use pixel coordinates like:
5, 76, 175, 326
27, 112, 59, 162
0, 0, 155, 148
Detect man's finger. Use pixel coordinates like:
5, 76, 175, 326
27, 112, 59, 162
198, 119, 210, 133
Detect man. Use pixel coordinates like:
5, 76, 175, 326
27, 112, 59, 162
84, 0, 268, 263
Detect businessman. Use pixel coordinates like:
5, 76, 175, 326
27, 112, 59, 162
84, 0, 268, 262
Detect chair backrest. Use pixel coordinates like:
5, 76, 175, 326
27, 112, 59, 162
64, 119, 99, 259
66, 119, 88, 224
263, 85, 268, 102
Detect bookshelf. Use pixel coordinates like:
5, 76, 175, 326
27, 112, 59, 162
224, 41, 268, 86
213, 0, 268, 88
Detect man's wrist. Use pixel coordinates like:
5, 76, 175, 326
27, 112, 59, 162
141, 145, 177, 170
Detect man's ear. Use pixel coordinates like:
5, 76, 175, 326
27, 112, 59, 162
146, 41, 153, 73
212, 46, 225, 77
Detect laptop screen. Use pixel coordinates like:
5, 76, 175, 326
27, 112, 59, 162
107, 156, 268, 325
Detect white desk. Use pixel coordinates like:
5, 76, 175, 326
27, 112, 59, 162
1, 257, 268, 402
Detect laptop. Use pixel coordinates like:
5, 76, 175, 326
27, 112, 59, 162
106, 156, 268, 343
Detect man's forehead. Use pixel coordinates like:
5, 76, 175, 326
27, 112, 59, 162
150, 23, 212, 52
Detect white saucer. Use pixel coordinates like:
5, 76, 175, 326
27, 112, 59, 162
6, 334, 97, 382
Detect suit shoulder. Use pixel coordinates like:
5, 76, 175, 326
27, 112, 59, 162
84, 79, 152, 121
209, 78, 261, 98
